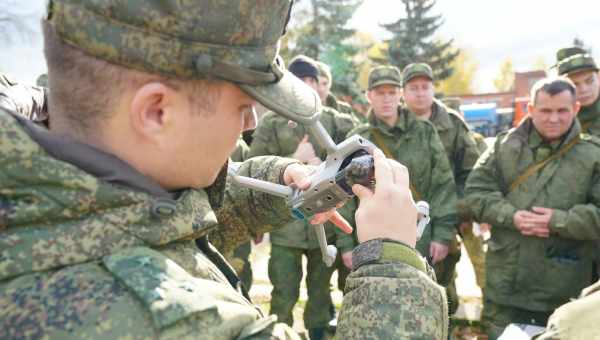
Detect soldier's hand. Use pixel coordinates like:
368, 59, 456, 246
352, 148, 417, 247
341, 251, 353, 269
429, 242, 449, 264
293, 135, 319, 164
513, 210, 550, 238
282, 163, 352, 234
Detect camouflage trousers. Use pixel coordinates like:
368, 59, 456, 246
482, 299, 552, 340
434, 237, 461, 315
461, 226, 486, 288
268, 244, 335, 329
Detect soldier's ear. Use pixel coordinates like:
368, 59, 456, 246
365, 90, 373, 104
573, 100, 581, 115
129, 82, 178, 147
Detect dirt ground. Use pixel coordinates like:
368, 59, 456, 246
248, 235, 486, 339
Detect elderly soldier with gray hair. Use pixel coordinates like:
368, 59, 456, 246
465, 76, 600, 340
0, 1, 448, 339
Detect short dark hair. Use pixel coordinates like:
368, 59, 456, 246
530, 76, 577, 106
43, 22, 221, 136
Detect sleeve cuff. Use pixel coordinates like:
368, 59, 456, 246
549, 209, 568, 232
352, 238, 427, 274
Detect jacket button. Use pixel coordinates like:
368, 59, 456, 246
151, 198, 177, 218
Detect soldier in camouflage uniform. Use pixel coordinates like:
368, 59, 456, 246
0, 72, 48, 125
401, 63, 480, 313
0, 1, 449, 339
315, 60, 363, 124
247, 55, 356, 339
554, 48, 600, 282
465, 77, 600, 340
555, 47, 600, 136
336, 65, 459, 301
442, 96, 489, 290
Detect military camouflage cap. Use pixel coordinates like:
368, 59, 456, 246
555, 47, 598, 75
45, 0, 321, 124
368, 65, 402, 90
402, 63, 434, 86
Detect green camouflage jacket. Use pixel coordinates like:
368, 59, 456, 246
426, 99, 480, 199
579, 95, 600, 136
336, 108, 459, 257
465, 118, 600, 312
248, 107, 356, 249
325, 93, 365, 124
0, 108, 448, 339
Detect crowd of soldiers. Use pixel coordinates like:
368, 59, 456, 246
1, 1, 600, 339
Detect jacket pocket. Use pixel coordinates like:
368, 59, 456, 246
102, 247, 218, 330
486, 232, 519, 299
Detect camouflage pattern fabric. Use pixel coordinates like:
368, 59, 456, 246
367, 65, 402, 90
402, 63, 434, 86
578, 95, 600, 137
337, 240, 448, 339
0, 108, 301, 339
421, 98, 481, 313
0, 105, 449, 339
325, 93, 363, 124
465, 118, 600, 317
218, 138, 253, 290
482, 300, 552, 340
337, 108, 459, 259
427, 99, 480, 200
268, 245, 335, 328
535, 280, 600, 340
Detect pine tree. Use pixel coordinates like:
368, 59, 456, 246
282, 0, 363, 96
381, 0, 458, 82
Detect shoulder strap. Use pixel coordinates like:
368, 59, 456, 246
370, 128, 422, 201
508, 136, 580, 193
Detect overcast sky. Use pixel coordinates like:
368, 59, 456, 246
2, 0, 599, 92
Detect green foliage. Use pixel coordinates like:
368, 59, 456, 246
381, 0, 459, 82
282, 0, 364, 97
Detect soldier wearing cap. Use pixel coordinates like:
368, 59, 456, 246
400, 63, 481, 313
0, 1, 449, 339
441, 96, 489, 290
336, 64, 458, 307
248, 55, 356, 340
555, 47, 600, 137
555, 46, 600, 300
315, 60, 363, 124
465, 76, 600, 339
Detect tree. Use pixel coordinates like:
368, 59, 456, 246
436, 49, 478, 96
381, 0, 459, 82
493, 58, 515, 92
282, 0, 364, 97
